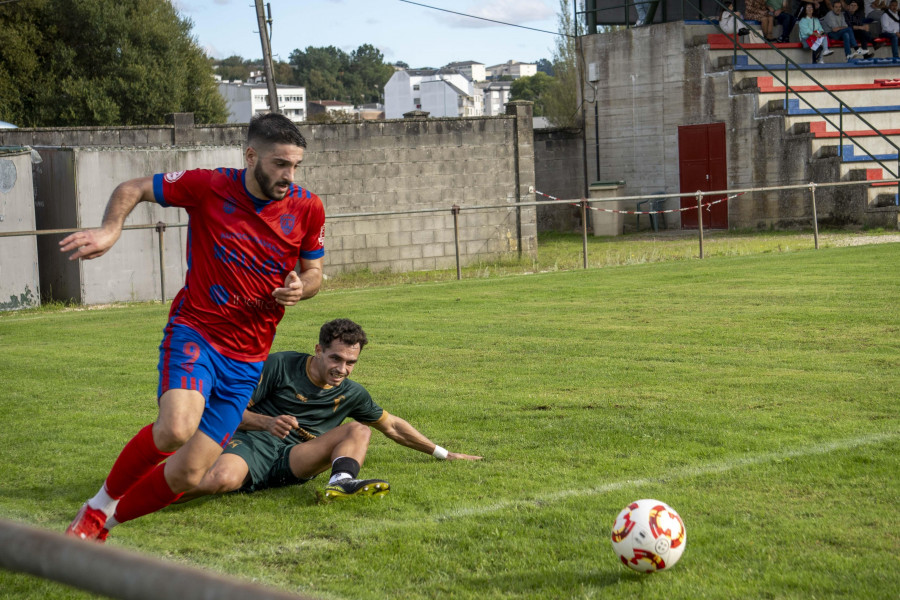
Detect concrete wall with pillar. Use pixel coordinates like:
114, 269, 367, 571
0, 148, 40, 310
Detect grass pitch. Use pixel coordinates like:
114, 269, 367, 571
1, 241, 898, 599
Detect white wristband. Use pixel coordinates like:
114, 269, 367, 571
432, 445, 449, 460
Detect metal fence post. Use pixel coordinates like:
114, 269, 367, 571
451, 205, 461, 280
784, 60, 789, 112
809, 183, 819, 250
581, 199, 589, 269
696, 191, 704, 259
155, 222, 166, 303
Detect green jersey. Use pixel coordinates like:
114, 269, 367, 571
246, 351, 384, 444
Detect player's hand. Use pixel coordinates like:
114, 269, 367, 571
272, 270, 303, 306
267, 415, 298, 439
59, 227, 120, 261
447, 452, 483, 461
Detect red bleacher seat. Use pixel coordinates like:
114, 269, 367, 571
708, 33, 890, 51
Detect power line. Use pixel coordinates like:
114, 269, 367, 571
396, 0, 575, 38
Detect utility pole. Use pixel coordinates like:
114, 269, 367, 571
255, 0, 279, 113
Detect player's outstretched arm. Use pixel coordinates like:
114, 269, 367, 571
59, 176, 155, 261
371, 411, 482, 461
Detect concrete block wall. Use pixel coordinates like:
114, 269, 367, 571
579, 22, 817, 229
298, 104, 537, 274
534, 127, 585, 232
5, 105, 538, 304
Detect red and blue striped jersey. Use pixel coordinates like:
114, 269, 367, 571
152, 168, 325, 362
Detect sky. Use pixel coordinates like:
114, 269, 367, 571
174, 0, 564, 69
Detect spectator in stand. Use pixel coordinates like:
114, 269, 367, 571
823, 1, 867, 59
720, 1, 751, 35
800, 1, 834, 61
796, 0, 833, 19
845, 0, 878, 54
864, 0, 887, 18
882, 0, 900, 58
745, 0, 771, 31
864, 0, 886, 36
634, 0, 652, 26
763, 0, 797, 41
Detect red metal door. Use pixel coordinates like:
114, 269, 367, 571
678, 123, 728, 229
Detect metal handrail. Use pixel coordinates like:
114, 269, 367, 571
3, 177, 897, 297
2, 176, 896, 240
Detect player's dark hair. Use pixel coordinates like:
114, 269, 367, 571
319, 319, 368, 350
247, 113, 307, 150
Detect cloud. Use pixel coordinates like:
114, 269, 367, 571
438, 0, 556, 29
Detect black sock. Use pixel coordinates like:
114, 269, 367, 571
330, 456, 361, 480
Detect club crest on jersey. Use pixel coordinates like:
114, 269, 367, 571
280, 214, 295, 235
209, 284, 230, 306
164, 170, 186, 183
223, 199, 236, 214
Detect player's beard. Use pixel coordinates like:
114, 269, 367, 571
253, 162, 291, 200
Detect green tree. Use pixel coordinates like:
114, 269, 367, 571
509, 72, 555, 117
289, 44, 393, 104
544, 0, 580, 127
0, 0, 227, 126
215, 55, 253, 82
348, 44, 394, 104
273, 60, 296, 86
536, 58, 555, 76
289, 46, 350, 101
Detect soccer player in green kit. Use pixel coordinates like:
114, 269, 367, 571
166, 318, 481, 510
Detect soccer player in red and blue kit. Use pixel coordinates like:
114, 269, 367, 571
60, 113, 324, 543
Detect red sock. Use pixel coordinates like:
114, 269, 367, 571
104, 423, 175, 499
112, 463, 183, 524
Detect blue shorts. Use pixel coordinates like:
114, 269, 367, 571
157, 323, 264, 448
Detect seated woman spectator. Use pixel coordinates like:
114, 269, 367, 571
796, 0, 832, 20
799, 2, 834, 61
882, 0, 900, 58
720, 1, 751, 35
845, 0, 877, 55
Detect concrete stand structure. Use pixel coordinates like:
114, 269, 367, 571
578, 21, 900, 230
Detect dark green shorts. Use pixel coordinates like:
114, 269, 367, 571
223, 430, 315, 492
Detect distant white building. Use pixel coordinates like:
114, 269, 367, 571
217, 82, 307, 123
308, 100, 356, 119
384, 69, 481, 119
486, 61, 537, 80
444, 61, 486, 83
480, 81, 513, 116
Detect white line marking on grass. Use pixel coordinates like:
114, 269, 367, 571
422, 431, 899, 525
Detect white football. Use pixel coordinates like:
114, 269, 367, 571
610, 499, 686, 573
